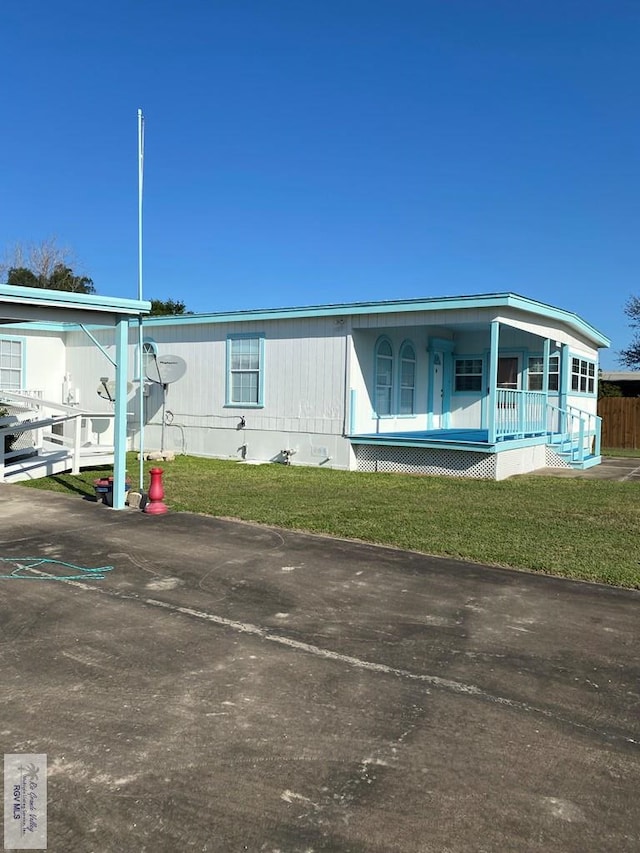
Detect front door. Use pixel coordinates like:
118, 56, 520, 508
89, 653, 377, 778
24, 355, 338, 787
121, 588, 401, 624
431, 352, 444, 428
497, 356, 519, 390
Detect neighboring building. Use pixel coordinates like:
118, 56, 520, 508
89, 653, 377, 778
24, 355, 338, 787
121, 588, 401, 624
601, 372, 640, 397
0, 292, 609, 481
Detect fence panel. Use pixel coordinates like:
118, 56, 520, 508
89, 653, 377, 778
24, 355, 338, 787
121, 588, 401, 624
598, 398, 640, 449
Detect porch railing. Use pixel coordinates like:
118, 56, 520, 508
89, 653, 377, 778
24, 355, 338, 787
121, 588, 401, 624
495, 389, 547, 439
547, 403, 601, 464
0, 390, 115, 482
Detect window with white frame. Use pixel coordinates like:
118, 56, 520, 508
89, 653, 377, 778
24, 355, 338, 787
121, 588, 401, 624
527, 355, 559, 391
399, 342, 416, 415
454, 358, 483, 392
571, 357, 595, 394
0, 338, 23, 389
141, 338, 158, 377
375, 338, 393, 415
227, 335, 263, 405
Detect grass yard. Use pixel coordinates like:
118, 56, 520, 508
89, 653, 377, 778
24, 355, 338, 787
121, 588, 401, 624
601, 447, 640, 458
17, 453, 640, 589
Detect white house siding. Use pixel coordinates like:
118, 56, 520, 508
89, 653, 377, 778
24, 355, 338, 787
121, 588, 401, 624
62, 316, 351, 468
349, 325, 430, 435
1, 328, 66, 400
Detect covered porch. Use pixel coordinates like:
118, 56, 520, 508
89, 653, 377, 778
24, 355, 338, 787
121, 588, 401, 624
347, 309, 605, 478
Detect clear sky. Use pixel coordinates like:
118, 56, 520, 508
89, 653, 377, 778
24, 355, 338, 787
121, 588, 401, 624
2, 1, 638, 366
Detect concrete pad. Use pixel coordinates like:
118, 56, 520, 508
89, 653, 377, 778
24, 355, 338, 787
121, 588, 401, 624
0, 487, 638, 852
526, 456, 640, 480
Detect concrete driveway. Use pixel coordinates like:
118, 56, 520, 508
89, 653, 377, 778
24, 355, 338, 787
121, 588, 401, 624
527, 455, 640, 480
0, 487, 638, 852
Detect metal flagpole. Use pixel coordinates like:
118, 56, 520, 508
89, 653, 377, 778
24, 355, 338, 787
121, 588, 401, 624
138, 108, 145, 493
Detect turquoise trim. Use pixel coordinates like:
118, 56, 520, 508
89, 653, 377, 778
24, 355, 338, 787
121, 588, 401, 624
4, 292, 609, 350
79, 324, 117, 368
487, 321, 499, 443
225, 333, 265, 407
349, 389, 357, 434
349, 433, 550, 453
136, 292, 609, 348
542, 338, 550, 411
426, 354, 434, 431
442, 352, 452, 428
112, 318, 129, 510
0, 283, 151, 315
560, 344, 569, 412
0, 334, 27, 389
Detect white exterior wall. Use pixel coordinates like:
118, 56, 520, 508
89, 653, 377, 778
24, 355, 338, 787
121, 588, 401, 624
65, 316, 353, 469
0, 328, 66, 400
1, 301, 606, 476
349, 326, 431, 435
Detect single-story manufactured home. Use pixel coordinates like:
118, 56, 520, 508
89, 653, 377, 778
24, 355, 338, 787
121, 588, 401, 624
0, 292, 609, 482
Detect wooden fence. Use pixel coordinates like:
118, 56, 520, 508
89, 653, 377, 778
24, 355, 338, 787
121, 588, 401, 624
598, 398, 640, 449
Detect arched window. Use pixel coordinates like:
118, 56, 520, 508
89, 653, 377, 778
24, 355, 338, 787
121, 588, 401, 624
399, 341, 416, 415
375, 338, 393, 416
140, 338, 158, 378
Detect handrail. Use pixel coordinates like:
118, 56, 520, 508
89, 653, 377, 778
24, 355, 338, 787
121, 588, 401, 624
0, 410, 115, 482
547, 402, 601, 462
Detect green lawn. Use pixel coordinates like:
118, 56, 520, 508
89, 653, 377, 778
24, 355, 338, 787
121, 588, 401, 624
602, 447, 640, 458
17, 454, 640, 588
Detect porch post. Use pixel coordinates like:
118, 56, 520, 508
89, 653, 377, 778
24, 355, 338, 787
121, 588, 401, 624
487, 320, 500, 443
542, 338, 550, 431
559, 343, 570, 436
112, 317, 129, 510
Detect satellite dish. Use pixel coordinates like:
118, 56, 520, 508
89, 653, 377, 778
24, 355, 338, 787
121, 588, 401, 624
146, 355, 187, 386
97, 379, 134, 401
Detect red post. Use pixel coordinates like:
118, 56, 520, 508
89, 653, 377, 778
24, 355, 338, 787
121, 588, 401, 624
145, 467, 168, 515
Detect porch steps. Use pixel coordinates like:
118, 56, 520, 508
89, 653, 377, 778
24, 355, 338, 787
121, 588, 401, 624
1, 442, 114, 484
546, 434, 599, 470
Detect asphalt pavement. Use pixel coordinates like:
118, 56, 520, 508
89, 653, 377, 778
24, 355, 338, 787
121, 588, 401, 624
0, 486, 638, 852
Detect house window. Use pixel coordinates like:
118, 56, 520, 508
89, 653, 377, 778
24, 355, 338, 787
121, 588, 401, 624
527, 356, 559, 392
399, 342, 416, 415
571, 357, 595, 394
375, 338, 393, 416
0, 338, 23, 390
227, 335, 264, 406
141, 338, 158, 377
455, 358, 483, 392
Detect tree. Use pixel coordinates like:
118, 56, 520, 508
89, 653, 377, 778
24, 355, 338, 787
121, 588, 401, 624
598, 370, 622, 399
150, 298, 190, 316
2, 239, 95, 294
619, 296, 640, 369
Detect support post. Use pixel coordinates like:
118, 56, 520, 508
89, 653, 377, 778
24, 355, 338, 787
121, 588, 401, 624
542, 337, 551, 434
113, 317, 129, 510
560, 343, 570, 428
487, 320, 500, 443
71, 414, 82, 474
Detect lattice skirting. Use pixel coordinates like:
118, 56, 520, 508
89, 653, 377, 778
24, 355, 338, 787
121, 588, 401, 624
544, 446, 573, 469
355, 445, 496, 478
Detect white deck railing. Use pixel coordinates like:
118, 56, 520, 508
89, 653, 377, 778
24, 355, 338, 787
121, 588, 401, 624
0, 390, 115, 482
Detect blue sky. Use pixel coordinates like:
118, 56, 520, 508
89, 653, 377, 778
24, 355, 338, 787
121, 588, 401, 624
2, 1, 638, 367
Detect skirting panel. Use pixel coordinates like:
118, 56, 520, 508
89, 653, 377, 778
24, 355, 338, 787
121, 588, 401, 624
354, 444, 496, 478
545, 446, 573, 469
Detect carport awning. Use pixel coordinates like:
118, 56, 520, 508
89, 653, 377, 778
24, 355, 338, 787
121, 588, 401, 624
0, 283, 150, 326
1, 283, 151, 510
